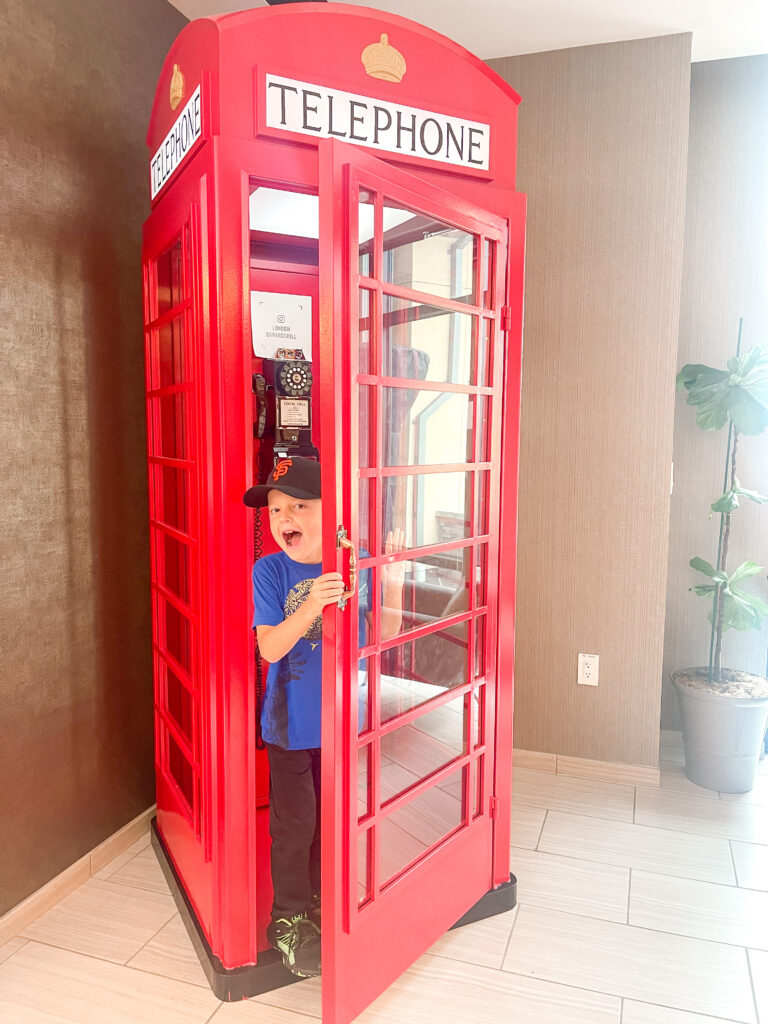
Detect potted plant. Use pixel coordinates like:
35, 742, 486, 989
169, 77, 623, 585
673, 330, 768, 793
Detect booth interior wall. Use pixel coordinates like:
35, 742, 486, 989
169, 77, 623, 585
488, 34, 691, 768
0, 0, 188, 916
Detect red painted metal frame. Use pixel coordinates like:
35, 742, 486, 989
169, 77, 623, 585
144, 2, 525, 1013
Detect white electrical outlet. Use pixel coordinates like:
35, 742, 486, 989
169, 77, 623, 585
578, 653, 599, 686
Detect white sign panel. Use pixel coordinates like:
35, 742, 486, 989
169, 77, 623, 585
150, 86, 202, 200
251, 292, 313, 359
265, 74, 490, 171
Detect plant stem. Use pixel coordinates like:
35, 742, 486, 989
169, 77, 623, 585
714, 429, 739, 679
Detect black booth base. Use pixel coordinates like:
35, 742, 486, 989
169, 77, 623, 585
151, 818, 517, 1002
151, 819, 303, 1002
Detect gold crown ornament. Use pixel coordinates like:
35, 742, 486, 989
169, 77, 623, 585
361, 34, 406, 83
169, 64, 184, 111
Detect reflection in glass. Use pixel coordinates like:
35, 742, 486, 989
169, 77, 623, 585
156, 238, 183, 316
358, 656, 372, 735
382, 472, 471, 553
358, 477, 373, 558
472, 686, 484, 748
475, 544, 488, 608
379, 694, 466, 805
168, 732, 194, 811
388, 550, 471, 639
358, 828, 372, 906
358, 743, 372, 820
474, 615, 486, 678
359, 189, 376, 277
474, 471, 489, 535
156, 394, 188, 459
379, 770, 464, 886
482, 239, 494, 308
164, 600, 191, 673
382, 200, 476, 304
382, 296, 473, 386
359, 288, 373, 375
155, 466, 190, 534
166, 665, 193, 743
380, 622, 469, 724
158, 317, 186, 388
473, 755, 484, 817
475, 394, 491, 463
476, 317, 492, 387
359, 385, 372, 468
160, 532, 192, 606
382, 388, 472, 468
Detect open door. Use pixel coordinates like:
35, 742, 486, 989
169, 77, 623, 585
319, 139, 512, 1024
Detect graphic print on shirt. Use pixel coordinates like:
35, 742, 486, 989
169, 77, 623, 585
284, 578, 322, 651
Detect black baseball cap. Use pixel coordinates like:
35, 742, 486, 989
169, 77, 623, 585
242, 457, 321, 508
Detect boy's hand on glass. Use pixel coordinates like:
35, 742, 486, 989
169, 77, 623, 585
381, 528, 406, 591
305, 572, 345, 615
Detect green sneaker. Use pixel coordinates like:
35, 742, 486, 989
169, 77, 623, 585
267, 913, 321, 978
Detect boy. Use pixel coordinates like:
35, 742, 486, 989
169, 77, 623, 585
243, 457, 403, 978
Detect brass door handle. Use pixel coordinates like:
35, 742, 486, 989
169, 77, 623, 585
336, 527, 357, 611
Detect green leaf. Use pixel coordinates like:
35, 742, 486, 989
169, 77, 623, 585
734, 484, 768, 504
728, 561, 765, 584
690, 556, 717, 577
720, 588, 768, 631
692, 584, 716, 597
711, 490, 740, 514
676, 345, 768, 435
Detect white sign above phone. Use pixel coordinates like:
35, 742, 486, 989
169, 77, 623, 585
264, 74, 490, 171
251, 292, 313, 360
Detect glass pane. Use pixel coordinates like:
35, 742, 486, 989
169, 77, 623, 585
475, 471, 489, 535
359, 288, 373, 375
167, 731, 194, 811
159, 532, 192, 607
475, 544, 488, 608
475, 395, 491, 462
164, 600, 191, 673
359, 385, 372, 468
383, 388, 472, 467
358, 656, 373, 735
476, 318, 492, 387
482, 239, 494, 308
358, 476, 374, 556
394, 550, 471, 638
155, 393, 189, 459
358, 743, 372, 820
382, 199, 476, 305
382, 296, 473, 386
358, 189, 376, 277
379, 770, 464, 886
474, 756, 484, 817
474, 615, 486, 678
358, 828, 372, 906
156, 238, 183, 317
472, 686, 484, 748
153, 465, 190, 534
166, 665, 193, 743
382, 472, 471, 553
157, 317, 186, 388
380, 623, 469, 723
379, 694, 466, 805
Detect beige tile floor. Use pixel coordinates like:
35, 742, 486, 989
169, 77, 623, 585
1, 734, 766, 1024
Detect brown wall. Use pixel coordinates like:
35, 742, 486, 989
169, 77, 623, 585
488, 35, 691, 767
0, 0, 187, 915
662, 56, 768, 729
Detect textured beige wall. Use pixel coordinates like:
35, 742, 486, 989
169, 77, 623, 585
662, 56, 768, 729
0, 0, 187, 914
488, 35, 691, 767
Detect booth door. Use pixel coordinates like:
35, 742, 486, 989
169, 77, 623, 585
319, 140, 509, 1024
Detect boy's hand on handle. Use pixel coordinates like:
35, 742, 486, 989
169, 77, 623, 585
305, 572, 345, 615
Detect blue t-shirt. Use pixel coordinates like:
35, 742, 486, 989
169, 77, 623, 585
252, 551, 370, 749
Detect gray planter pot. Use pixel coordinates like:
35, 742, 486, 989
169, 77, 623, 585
672, 669, 768, 793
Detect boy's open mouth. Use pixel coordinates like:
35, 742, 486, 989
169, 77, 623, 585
281, 528, 303, 548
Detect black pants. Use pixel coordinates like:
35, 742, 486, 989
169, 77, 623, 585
266, 743, 321, 921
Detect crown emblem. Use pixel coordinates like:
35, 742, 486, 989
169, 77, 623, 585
169, 64, 184, 111
361, 34, 406, 83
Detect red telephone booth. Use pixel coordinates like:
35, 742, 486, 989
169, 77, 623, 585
142, 5, 525, 1021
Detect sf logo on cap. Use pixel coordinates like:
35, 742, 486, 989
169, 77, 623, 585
272, 459, 293, 481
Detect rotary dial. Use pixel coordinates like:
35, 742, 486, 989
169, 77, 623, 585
279, 361, 313, 397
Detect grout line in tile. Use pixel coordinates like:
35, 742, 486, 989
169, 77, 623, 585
513, 798, 633, 826
98, 847, 144, 881
728, 839, 740, 887
746, 948, 760, 1024
0, 938, 29, 967
619, 995, 624, 1023
534, 808, 549, 851
123, 909, 179, 966
632, 784, 637, 823
624, 995, 754, 1024
626, 869, 632, 925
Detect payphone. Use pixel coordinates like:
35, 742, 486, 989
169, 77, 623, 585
143, 5, 525, 1021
